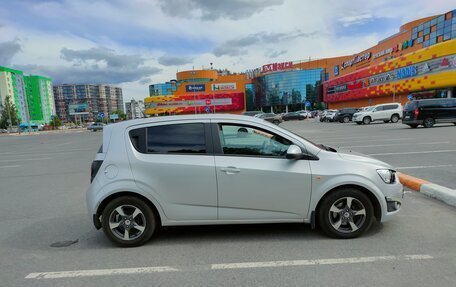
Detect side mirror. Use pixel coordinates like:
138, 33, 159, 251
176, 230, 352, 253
286, 145, 319, 160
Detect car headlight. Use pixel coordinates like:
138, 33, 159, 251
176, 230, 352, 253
377, 169, 396, 184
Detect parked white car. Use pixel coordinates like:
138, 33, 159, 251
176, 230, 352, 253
297, 110, 311, 118
353, 103, 402, 125
87, 114, 403, 247
325, 110, 338, 122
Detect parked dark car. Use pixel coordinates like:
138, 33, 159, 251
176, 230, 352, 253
243, 111, 264, 117
333, 108, 359, 123
282, 112, 305, 121
402, 98, 456, 128
256, 113, 283, 124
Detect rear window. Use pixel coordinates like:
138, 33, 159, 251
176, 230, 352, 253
404, 102, 418, 111
147, 123, 206, 154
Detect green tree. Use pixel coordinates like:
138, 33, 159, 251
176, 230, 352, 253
50, 116, 62, 130
112, 110, 127, 121
0, 95, 19, 129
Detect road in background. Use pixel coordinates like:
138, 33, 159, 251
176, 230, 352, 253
0, 124, 455, 286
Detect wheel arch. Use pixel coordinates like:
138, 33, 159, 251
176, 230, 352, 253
314, 184, 382, 223
95, 191, 163, 229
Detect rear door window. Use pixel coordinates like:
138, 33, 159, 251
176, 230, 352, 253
147, 123, 207, 154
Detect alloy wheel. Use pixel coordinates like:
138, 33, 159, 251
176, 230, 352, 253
108, 204, 147, 241
328, 197, 366, 234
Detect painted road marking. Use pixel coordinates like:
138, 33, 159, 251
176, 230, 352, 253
397, 164, 455, 170
369, 150, 456, 156
0, 165, 20, 169
323, 138, 416, 145
26, 254, 433, 279
341, 141, 450, 148
0, 157, 52, 163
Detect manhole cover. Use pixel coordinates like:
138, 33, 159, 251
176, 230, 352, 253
50, 239, 78, 247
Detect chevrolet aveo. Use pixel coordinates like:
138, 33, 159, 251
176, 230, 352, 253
87, 114, 403, 247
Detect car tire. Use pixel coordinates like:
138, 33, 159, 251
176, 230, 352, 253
362, 117, 371, 125
356, 122, 362, 125
423, 117, 435, 128
318, 188, 374, 239
273, 120, 280, 125
102, 196, 157, 247
343, 116, 350, 123
390, 114, 399, 123
408, 124, 418, 128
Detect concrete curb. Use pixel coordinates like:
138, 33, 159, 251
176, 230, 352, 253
397, 172, 456, 208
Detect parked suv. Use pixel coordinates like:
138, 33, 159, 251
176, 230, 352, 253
402, 98, 456, 128
87, 114, 403, 247
334, 108, 359, 123
353, 103, 402, 125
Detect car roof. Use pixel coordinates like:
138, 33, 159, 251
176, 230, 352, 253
108, 114, 267, 129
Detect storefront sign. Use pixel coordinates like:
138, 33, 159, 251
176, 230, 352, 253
328, 54, 456, 95
262, 61, 293, 73
372, 47, 394, 59
396, 66, 417, 79
341, 52, 371, 70
368, 72, 396, 85
186, 84, 205, 92
211, 83, 236, 91
334, 65, 339, 76
146, 98, 233, 109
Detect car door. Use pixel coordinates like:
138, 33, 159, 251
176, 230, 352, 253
372, 105, 385, 121
212, 121, 312, 220
127, 121, 218, 221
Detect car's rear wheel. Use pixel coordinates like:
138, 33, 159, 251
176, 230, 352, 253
318, 188, 374, 239
102, 196, 156, 247
423, 117, 435, 128
343, 116, 350, 123
362, 117, 371, 125
391, 114, 399, 123
273, 120, 280, 125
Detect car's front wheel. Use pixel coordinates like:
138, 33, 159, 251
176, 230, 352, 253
362, 117, 371, 125
318, 188, 374, 239
102, 196, 157, 247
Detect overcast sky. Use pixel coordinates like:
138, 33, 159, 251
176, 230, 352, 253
0, 0, 454, 103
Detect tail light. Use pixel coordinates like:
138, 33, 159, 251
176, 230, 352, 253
414, 108, 419, 118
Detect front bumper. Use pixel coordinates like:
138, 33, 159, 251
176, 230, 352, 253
380, 179, 404, 222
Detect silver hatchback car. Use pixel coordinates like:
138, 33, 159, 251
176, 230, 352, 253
87, 114, 403, 247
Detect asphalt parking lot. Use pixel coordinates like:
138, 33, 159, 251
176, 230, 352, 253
0, 122, 455, 287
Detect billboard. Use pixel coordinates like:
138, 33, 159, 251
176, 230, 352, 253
211, 83, 236, 91
145, 92, 245, 115
69, 103, 89, 115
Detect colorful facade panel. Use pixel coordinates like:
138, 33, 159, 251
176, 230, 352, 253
145, 92, 245, 115
324, 39, 456, 103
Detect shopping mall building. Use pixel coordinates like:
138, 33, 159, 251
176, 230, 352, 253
145, 9, 456, 115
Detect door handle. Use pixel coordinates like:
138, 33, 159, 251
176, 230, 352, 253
220, 166, 241, 174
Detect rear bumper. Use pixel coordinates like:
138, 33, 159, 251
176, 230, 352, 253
402, 119, 423, 125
